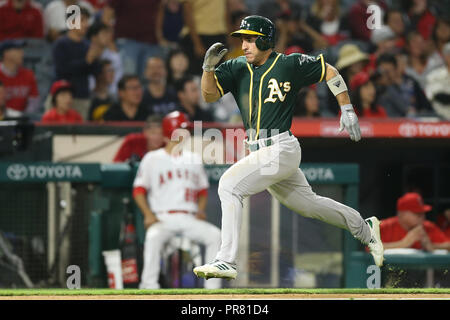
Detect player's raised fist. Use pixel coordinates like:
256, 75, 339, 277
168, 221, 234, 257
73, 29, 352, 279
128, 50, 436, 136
202, 43, 228, 72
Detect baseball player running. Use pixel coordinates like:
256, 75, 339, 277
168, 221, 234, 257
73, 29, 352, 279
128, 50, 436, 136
193, 15, 384, 281
133, 111, 222, 289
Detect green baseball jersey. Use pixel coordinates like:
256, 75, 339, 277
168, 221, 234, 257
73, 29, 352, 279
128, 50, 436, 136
214, 51, 326, 140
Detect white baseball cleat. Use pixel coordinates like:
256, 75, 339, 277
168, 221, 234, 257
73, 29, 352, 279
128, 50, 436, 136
193, 260, 237, 280
365, 216, 384, 267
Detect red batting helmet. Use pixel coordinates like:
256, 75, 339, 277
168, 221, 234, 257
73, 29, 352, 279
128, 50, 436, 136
162, 111, 190, 138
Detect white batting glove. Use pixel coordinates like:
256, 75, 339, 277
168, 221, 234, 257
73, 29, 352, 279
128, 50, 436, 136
339, 104, 361, 142
202, 42, 228, 72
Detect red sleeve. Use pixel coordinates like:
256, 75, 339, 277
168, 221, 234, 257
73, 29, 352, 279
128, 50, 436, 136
348, 4, 371, 41
197, 188, 208, 198
133, 186, 147, 198
426, 223, 450, 244
73, 110, 84, 123
41, 110, 54, 123
113, 137, 132, 162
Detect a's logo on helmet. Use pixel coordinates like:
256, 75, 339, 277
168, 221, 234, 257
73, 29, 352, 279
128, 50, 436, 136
6, 164, 28, 181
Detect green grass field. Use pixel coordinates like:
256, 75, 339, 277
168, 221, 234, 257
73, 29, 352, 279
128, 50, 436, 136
0, 288, 449, 296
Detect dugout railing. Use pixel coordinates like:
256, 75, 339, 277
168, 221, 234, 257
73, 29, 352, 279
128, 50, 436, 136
0, 161, 368, 289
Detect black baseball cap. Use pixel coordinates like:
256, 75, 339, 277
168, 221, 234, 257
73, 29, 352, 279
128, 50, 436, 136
0, 39, 26, 56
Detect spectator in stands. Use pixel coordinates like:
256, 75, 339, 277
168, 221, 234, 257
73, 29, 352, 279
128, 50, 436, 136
425, 42, 450, 120
376, 52, 434, 117
174, 75, 213, 122
384, 8, 407, 49
305, 0, 350, 47
326, 44, 370, 115
103, 75, 148, 121
0, 39, 40, 117
155, 0, 184, 49
436, 208, 450, 239
348, 0, 387, 42
180, 0, 230, 75
0, 0, 44, 41
257, 0, 302, 26
349, 71, 387, 118
404, 31, 431, 89
380, 192, 450, 251
41, 80, 83, 123
88, 59, 114, 121
426, 17, 450, 73
274, 8, 315, 54
44, 0, 95, 42
370, 25, 397, 68
102, 0, 164, 77
142, 56, 178, 117
113, 114, 164, 162
404, 0, 436, 43
52, 7, 103, 120
335, 44, 371, 84
87, 21, 122, 97
294, 86, 321, 118
166, 48, 190, 87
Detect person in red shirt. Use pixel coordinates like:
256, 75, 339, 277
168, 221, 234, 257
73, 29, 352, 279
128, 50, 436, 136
41, 80, 83, 123
348, 0, 388, 42
0, 39, 40, 116
349, 71, 388, 118
381, 192, 450, 251
436, 209, 450, 239
0, 0, 44, 41
113, 114, 164, 162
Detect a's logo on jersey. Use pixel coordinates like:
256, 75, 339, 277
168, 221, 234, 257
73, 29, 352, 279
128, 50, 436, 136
264, 78, 291, 104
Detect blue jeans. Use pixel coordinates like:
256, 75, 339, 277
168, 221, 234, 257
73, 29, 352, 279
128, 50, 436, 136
116, 39, 165, 77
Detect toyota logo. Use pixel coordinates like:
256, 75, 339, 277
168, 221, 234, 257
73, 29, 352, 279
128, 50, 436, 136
399, 123, 417, 137
6, 164, 28, 181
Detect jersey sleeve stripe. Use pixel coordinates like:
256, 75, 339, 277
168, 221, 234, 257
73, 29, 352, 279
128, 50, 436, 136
318, 54, 325, 82
133, 186, 147, 198
214, 74, 225, 97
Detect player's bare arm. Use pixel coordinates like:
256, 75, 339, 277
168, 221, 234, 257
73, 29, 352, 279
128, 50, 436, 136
196, 193, 208, 220
201, 43, 228, 103
133, 193, 159, 229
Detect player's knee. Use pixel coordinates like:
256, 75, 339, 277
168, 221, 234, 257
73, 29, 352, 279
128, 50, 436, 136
145, 225, 165, 244
218, 175, 233, 198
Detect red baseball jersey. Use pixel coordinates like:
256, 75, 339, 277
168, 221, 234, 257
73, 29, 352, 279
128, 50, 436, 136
380, 216, 449, 249
0, 65, 39, 112
0, 0, 44, 41
41, 108, 83, 123
113, 132, 148, 162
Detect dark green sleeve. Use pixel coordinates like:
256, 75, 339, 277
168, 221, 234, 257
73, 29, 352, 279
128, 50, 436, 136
214, 59, 235, 97
291, 53, 326, 88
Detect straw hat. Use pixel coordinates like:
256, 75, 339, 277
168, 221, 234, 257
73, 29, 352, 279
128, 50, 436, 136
335, 44, 369, 70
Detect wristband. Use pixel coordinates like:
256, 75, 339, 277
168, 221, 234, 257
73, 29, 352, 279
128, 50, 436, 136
327, 74, 348, 96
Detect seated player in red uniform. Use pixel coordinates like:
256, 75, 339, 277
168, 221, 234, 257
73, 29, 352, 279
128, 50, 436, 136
381, 192, 450, 251
113, 114, 165, 162
41, 80, 83, 124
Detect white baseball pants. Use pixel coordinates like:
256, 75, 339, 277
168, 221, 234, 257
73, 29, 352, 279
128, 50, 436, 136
140, 212, 222, 289
215, 131, 372, 264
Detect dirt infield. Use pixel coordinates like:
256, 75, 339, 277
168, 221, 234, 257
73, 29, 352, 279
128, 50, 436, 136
2, 293, 450, 300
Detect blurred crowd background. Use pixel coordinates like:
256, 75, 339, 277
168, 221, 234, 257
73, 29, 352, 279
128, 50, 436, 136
0, 0, 450, 125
